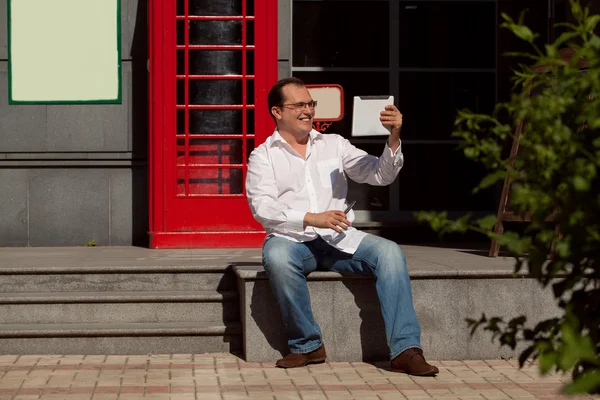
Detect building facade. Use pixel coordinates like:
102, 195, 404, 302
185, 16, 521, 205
0, 0, 595, 247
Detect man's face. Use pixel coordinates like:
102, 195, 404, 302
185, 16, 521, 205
272, 84, 316, 136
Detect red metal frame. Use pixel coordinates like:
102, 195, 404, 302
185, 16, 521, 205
148, 0, 278, 248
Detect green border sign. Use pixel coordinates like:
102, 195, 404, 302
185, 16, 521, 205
8, 0, 122, 104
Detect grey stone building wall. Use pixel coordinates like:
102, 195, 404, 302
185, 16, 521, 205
0, 0, 148, 246
0, 0, 291, 247
277, 0, 291, 80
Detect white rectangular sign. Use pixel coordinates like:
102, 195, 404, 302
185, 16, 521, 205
9, 0, 121, 103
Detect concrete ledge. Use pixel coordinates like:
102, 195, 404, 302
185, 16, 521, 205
0, 322, 241, 337
0, 265, 238, 274
234, 265, 561, 362
234, 266, 533, 280
0, 271, 237, 293
0, 290, 238, 303
0, 246, 265, 271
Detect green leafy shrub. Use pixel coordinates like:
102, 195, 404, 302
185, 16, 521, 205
415, 0, 600, 394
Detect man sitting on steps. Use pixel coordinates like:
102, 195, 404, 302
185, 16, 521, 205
245, 77, 438, 376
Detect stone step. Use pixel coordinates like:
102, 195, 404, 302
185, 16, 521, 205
0, 266, 236, 292
0, 321, 242, 355
0, 290, 238, 303
0, 291, 239, 324
0, 321, 241, 337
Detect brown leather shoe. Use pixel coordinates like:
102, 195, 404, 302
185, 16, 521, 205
390, 348, 439, 376
276, 345, 326, 368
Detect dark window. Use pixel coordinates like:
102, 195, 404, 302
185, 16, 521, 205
291, 0, 504, 216
398, 1, 496, 69
398, 144, 496, 211
347, 143, 391, 211
293, 1, 389, 68
397, 72, 496, 140
497, 0, 548, 103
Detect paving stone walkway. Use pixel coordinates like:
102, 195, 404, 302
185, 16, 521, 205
0, 353, 598, 400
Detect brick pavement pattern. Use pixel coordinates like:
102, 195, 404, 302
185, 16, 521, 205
0, 354, 598, 400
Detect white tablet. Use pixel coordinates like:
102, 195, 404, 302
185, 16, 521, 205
351, 95, 394, 137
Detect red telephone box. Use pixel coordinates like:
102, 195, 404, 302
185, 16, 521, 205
148, 0, 278, 248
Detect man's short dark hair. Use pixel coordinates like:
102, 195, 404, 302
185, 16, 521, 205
267, 77, 306, 120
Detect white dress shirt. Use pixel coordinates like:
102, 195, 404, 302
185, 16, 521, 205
246, 129, 404, 254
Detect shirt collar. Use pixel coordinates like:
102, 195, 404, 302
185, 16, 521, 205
309, 129, 322, 141
270, 129, 322, 147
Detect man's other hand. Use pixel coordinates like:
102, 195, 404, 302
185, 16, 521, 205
380, 105, 402, 152
304, 211, 352, 233
380, 105, 403, 132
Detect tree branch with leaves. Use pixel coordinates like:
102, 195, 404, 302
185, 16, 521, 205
415, 0, 600, 394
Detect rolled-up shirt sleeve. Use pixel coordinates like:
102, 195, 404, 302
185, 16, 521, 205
245, 149, 306, 233
341, 138, 404, 186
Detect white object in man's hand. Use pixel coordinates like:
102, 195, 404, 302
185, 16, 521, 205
351, 95, 394, 136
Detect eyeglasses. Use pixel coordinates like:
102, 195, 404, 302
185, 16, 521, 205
280, 101, 318, 111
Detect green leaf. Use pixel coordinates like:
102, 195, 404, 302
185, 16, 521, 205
476, 215, 498, 231
573, 175, 590, 191
569, 211, 585, 225
590, 34, 600, 49
464, 147, 480, 159
558, 324, 597, 371
559, 324, 580, 370
585, 15, 600, 32
496, 232, 531, 254
553, 31, 580, 47
545, 47, 560, 63
538, 351, 557, 374
501, 51, 539, 60
500, 12, 515, 24
413, 211, 455, 234
512, 25, 536, 43
478, 171, 506, 190
555, 241, 572, 258
447, 214, 472, 234
571, 0, 583, 20
563, 369, 600, 394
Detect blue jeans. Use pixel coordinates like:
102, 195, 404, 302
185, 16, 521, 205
262, 234, 421, 359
